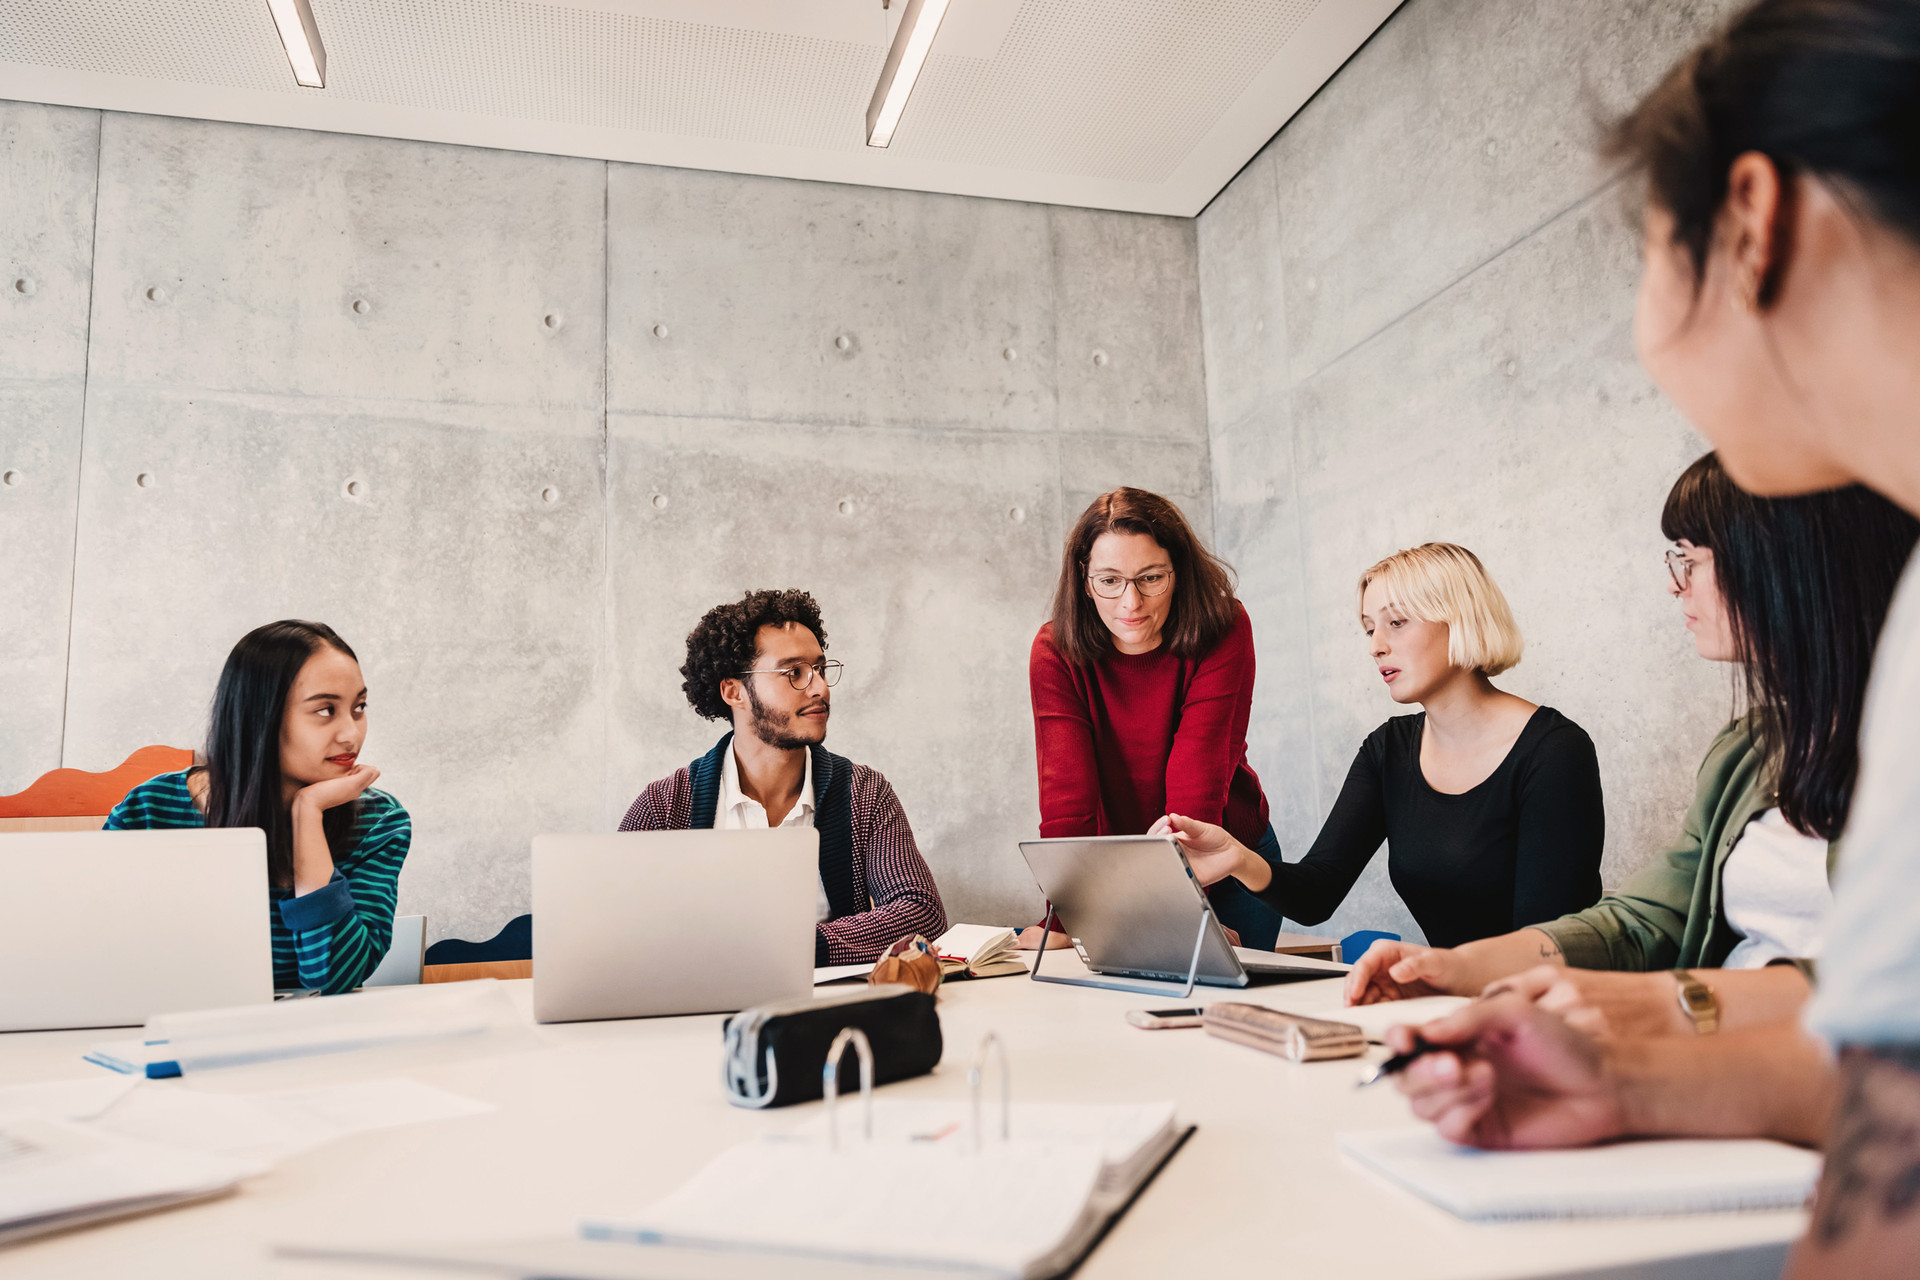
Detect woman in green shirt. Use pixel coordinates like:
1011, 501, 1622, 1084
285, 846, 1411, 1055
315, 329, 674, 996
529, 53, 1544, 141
106, 619, 410, 994
1340, 453, 1916, 1034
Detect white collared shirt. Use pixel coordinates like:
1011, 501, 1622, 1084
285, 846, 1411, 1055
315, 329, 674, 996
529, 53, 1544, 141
719, 745, 830, 924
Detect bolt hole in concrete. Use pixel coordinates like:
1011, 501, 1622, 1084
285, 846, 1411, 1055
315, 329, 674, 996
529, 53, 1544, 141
2, 470, 21, 487
1008, 506, 1025, 523
541, 486, 560, 504
145, 285, 167, 304
342, 478, 366, 501
1003, 347, 1018, 361
651, 493, 668, 510
1504, 359, 1519, 377
544, 313, 564, 332
835, 334, 853, 352
135, 472, 156, 489
1091, 349, 1110, 367
652, 323, 669, 339
13, 278, 33, 295
352, 298, 370, 315
837, 499, 855, 516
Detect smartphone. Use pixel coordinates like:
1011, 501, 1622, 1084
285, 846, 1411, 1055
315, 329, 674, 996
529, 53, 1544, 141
1125, 1007, 1205, 1029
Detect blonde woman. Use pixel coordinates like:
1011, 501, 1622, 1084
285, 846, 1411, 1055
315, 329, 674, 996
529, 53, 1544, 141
1155, 543, 1604, 946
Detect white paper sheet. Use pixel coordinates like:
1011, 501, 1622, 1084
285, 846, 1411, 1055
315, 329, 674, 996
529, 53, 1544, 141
1339, 1127, 1821, 1221
92, 1077, 493, 1163
0, 1076, 137, 1122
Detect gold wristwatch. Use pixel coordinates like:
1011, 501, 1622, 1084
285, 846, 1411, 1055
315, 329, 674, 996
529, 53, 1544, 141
1672, 970, 1719, 1035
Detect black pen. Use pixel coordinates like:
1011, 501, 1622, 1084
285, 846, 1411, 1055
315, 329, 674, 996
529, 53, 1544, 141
1355, 1035, 1439, 1088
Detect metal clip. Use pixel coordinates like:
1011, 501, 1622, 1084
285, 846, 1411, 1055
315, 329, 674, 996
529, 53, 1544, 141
720, 1009, 782, 1109
968, 1032, 1010, 1152
823, 1025, 874, 1150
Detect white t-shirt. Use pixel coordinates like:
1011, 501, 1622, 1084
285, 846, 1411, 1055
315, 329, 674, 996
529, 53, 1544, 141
718, 745, 831, 925
1807, 553, 1920, 1044
1720, 807, 1830, 970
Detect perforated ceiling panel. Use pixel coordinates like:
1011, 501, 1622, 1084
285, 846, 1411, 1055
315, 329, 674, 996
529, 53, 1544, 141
0, 0, 1404, 214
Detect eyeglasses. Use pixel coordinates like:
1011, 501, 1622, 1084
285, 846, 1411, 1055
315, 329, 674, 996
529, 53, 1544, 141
1086, 569, 1174, 600
1666, 548, 1696, 592
735, 659, 844, 691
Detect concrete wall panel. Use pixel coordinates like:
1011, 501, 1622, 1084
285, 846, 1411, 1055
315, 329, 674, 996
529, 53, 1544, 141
1268, 0, 1743, 383
1050, 207, 1206, 441
606, 415, 1062, 927
607, 165, 1057, 432
85, 115, 606, 409
0, 102, 97, 790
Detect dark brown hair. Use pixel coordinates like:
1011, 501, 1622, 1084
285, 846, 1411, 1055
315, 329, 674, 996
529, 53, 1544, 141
1049, 488, 1238, 666
1662, 453, 1918, 839
1607, 0, 1920, 292
202, 620, 362, 888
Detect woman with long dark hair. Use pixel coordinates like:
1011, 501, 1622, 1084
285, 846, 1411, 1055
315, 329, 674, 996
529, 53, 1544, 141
1154, 541, 1606, 947
105, 620, 410, 994
1343, 455, 1917, 1030
1020, 487, 1287, 949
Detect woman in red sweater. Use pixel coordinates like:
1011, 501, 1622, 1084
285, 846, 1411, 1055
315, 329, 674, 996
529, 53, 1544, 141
1018, 487, 1283, 950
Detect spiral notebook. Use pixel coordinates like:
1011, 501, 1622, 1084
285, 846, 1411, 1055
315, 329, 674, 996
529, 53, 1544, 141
1339, 1127, 1820, 1222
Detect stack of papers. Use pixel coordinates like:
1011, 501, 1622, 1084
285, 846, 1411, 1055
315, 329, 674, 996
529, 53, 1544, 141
0, 1111, 262, 1245
933, 924, 1028, 980
583, 1099, 1187, 1279
1339, 1127, 1821, 1221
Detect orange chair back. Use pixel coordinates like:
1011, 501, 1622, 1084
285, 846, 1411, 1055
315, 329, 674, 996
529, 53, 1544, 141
0, 746, 196, 832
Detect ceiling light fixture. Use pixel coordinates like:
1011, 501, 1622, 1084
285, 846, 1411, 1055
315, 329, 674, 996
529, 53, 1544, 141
865, 0, 953, 148
265, 0, 327, 88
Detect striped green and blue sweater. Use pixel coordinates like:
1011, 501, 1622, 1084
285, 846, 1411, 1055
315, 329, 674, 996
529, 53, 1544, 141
105, 770, 411, 995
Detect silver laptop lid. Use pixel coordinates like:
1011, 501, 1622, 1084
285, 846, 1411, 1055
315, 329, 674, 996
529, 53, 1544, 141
531, 828, 818, 1024
1018, 835, 1247, 986
0, 828, 273, 1032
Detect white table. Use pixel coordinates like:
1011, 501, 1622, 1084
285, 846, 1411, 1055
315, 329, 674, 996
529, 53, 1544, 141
0, 966, 1803, 1279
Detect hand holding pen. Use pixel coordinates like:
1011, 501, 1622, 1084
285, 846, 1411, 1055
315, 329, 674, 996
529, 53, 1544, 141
1358, 992, 1630, 1150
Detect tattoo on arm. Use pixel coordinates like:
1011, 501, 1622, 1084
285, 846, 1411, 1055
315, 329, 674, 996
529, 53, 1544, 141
1811, 1045, 1920, 1247
1535, 934, 1562, 961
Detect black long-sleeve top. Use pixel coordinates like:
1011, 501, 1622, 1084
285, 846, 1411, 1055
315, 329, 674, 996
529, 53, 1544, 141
1257, 708, 1605, 947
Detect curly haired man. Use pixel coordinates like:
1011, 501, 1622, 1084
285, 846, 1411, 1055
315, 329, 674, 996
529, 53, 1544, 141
619, 589, 947, 965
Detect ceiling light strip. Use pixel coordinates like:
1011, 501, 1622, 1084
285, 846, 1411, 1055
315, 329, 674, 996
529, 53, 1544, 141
865, 0, 953, 148
265, 0, 328, 89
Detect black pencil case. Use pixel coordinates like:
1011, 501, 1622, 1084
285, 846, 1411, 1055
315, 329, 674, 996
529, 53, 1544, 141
721, 983, 942, 1109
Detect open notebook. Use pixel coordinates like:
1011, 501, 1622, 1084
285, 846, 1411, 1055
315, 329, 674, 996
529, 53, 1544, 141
1340, 1127, 1821, 1222
932, 925, 1028, 980
582, 1100, 1187, 1279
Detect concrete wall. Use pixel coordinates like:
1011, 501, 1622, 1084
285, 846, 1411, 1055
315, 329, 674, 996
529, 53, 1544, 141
1196, 0, 1748, 944
0, 102, 1208, 945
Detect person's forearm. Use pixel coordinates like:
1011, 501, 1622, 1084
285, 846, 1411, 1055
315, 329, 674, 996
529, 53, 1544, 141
1692, 966, 1813, 1033
1614, 1023, 1836, 1147
1449, 928, 1569, 992
289, 798, 337, 895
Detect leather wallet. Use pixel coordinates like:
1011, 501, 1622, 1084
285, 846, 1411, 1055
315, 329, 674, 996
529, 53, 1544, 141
1201, 1002, 1366, 1062
722, 983, 942, 1108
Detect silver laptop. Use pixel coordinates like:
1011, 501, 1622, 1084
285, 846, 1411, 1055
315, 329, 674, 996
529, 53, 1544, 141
0, 828, 274, 1032
531, 829, 818, 1023
1019, 835, 1351, 987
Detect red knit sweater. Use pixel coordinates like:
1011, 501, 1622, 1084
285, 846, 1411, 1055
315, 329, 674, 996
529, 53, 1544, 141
1029, 604, 1270, 847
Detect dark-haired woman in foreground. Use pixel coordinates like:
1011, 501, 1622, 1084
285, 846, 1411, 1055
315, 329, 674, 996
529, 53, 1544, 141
1345, 455, 1917, 1031
1380, 6, 1920, 1272
1020, 487, 1285, 950
106, 620, 410, 994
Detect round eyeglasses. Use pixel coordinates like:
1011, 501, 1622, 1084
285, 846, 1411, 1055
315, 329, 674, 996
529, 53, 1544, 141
1665, 548, 1694, 592
1086, 569, 1174, 600
735, 659, 844, 691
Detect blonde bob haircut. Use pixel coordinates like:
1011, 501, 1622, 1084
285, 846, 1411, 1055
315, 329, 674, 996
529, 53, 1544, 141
1358, 543, 1523, 677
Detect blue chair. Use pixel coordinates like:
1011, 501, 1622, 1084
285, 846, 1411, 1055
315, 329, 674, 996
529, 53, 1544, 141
1337, 930, 1400, 965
